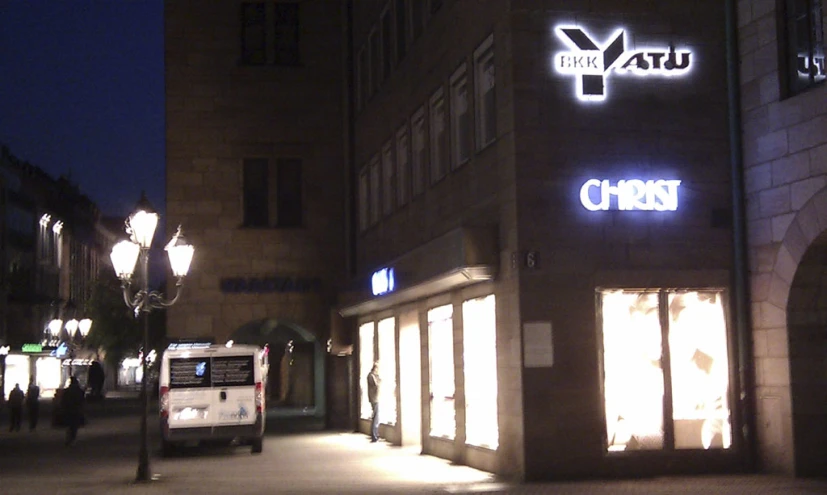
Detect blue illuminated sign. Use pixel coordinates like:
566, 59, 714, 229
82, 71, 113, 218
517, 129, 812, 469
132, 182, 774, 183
371, 267, 395, 296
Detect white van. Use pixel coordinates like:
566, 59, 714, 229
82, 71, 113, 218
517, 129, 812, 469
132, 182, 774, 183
158, 343, 268, 455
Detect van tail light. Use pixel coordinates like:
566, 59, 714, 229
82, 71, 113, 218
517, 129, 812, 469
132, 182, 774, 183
160, 386, 169, 418
255, 382, 263, 414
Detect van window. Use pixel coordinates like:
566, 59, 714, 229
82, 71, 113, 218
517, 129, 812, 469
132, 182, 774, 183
169, 355, 255, 389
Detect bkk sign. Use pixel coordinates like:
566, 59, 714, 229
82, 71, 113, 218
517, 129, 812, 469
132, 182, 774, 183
371, 267, 395, 296
554, 26, 693, 101
580, 179, 681, 211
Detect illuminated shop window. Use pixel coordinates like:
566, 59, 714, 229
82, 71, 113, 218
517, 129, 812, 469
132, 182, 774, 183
462, 294, 498, 449
3, 354, 31, 399
359, 322, 375, 420
601, 289, 731, 452
428, 304, 455, 439
378, 317, 397, 425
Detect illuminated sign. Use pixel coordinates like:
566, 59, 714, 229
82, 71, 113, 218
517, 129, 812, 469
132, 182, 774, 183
580, 179, 681, 211
554, 26, 693, 101
371, 267, 395, 296
22, 343, 43, 353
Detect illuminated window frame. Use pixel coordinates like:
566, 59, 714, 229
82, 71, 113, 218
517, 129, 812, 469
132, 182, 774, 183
378, 317, 397, 425
359, 322, 375, 420
450, 62, 472, 169
428, 304, 455, 439
474, 33, 496, 149
462, 294, 498, 449
429, 87, 447, 184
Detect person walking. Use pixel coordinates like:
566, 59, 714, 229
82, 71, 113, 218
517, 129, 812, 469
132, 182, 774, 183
60, 377, 85, 445
7, 383, 24, 432
26, 380, 40, 431
367, 361, 381, 443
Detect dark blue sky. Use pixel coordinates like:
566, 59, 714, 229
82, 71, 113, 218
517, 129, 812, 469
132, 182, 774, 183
0, 0, 164, 220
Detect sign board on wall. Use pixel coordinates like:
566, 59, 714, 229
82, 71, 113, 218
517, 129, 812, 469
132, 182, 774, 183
523, 321, 554, 368
580, 179, 681, 211
371, 267, 395, 296
553, 26, 693, 101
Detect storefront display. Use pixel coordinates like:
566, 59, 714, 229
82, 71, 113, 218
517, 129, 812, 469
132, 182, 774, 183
377, 317, 397, 425
428, 304, 455, 439
462, 294, 498, 449
359, 322, 375, 420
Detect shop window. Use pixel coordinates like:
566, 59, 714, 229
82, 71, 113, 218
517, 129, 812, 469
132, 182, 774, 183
3, 355, 30, 399
474, 34, 496, 149
600, 289, 732, 452
428, 304, 455, 439
369, 156, 381, 226
411, 108, 427, 197
358, 167, 369, 232
395, 125, 410, 207
429, 88, 447, 183
378, 317, 397, 425
450, 63, 472, 169
462, 294, 498, 449
359, 322, 375, 420
382, 142, 395, 216
780, 0, 825, 96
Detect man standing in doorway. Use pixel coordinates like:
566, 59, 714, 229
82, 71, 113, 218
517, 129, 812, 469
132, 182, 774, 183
367, 361, 381, 443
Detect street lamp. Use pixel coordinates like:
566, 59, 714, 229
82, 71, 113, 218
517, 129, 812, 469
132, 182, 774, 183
110, 193, 194, 483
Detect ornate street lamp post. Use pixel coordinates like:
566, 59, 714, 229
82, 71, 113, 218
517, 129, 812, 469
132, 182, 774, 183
110, 194, 194, 483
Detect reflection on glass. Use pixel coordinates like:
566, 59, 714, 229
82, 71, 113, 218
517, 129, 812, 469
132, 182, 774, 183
462, 294, 498, 449
378, 317, 397, 425
602, 291, 664, 451
428, 304, 455, 439
669, 291, 731, 450
359, 322, 375, 420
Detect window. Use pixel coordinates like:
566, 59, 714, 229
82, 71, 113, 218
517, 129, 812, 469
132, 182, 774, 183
450, 63, 472, 168
378, 317, 397, 425
474, 34, 496, 148
463, 294, 498, 449
381, 143, 395, 216
356, 47, 366, 110
412, 0, 424, 40
411, 108, 427, 197
601, 289, 732, 452
429, 88, 447, 183
241, 3, 266, 65
359, 323, 375, 420
381, 6, 393, 80
369, 156, 381, 225
428, 304, 455, 439
358, 167, 369, 232
395, 0, 407, 62
395, 125, 410, 207
240, 2, 300, 66
781, 0, 825, 95
369, 28, 381, 93
242, 158, 303, 228
273, 2, 300, 66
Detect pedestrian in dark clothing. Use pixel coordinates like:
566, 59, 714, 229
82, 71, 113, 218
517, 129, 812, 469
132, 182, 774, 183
60, 377, 85, 445
26, 381, 40, 431
7, 383, 24, 432
87, 361, 105, 401
367, 361, 381, 443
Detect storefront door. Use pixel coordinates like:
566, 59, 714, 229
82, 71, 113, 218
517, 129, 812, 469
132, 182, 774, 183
399, 311, 421, 446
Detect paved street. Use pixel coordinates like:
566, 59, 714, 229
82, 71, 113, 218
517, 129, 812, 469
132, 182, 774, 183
1, 396, 826, 494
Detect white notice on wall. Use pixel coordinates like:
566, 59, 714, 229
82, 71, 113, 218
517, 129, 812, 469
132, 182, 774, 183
523, 321, 553, 368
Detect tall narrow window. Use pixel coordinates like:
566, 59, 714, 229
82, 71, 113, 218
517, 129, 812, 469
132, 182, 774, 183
396, 125, 410, 207
359, 323, 375, 420
463, 294, 498, 449
429, 88, 447, 183
474, 34, 496, 148
355, 46, 364, 111
243, 158, 269, 227
450, 63, 472, 168
273, 2, 300, 66
358, 47, 369, 106
358, 167, 369, 232
395, 0, 408, 62
781, 0, 825, 95
369, 156, 380, 225
428, 304, 455, 439
412, 0, 424, 40
369, 28, 381, 93
276, 158, 302, 227
378, 317, 397, 425
381, 143, 395, 216
381, 7, 393, 80
411, 108, 426, 197
241, 3, 266, 65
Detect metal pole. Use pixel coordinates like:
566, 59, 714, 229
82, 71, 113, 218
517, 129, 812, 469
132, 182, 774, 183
136, 249, 151, 482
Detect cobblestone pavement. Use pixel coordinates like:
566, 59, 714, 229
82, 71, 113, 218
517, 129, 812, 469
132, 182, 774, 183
1, 398, 825, 494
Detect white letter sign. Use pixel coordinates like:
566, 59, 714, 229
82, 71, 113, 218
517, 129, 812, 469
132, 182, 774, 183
580, 179, 681, 211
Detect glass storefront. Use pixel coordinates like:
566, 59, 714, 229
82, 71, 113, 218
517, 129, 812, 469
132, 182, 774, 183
428, 304, 455, 439
601, 289, 732, 452
462, 294, 498, 449
3, 355, 30, 398
359, 322, 375, 420
377, 317, 397, 425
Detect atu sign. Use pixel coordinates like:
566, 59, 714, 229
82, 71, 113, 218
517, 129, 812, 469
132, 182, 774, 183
580, 179, 681, 211
554, 26, 693, 102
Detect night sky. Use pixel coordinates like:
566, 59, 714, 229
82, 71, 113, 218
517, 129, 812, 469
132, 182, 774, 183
0, 0, 165, 221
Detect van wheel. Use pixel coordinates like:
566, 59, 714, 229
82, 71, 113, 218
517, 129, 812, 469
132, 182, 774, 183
161, 440, 176, 457
251, 437, 263, 454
